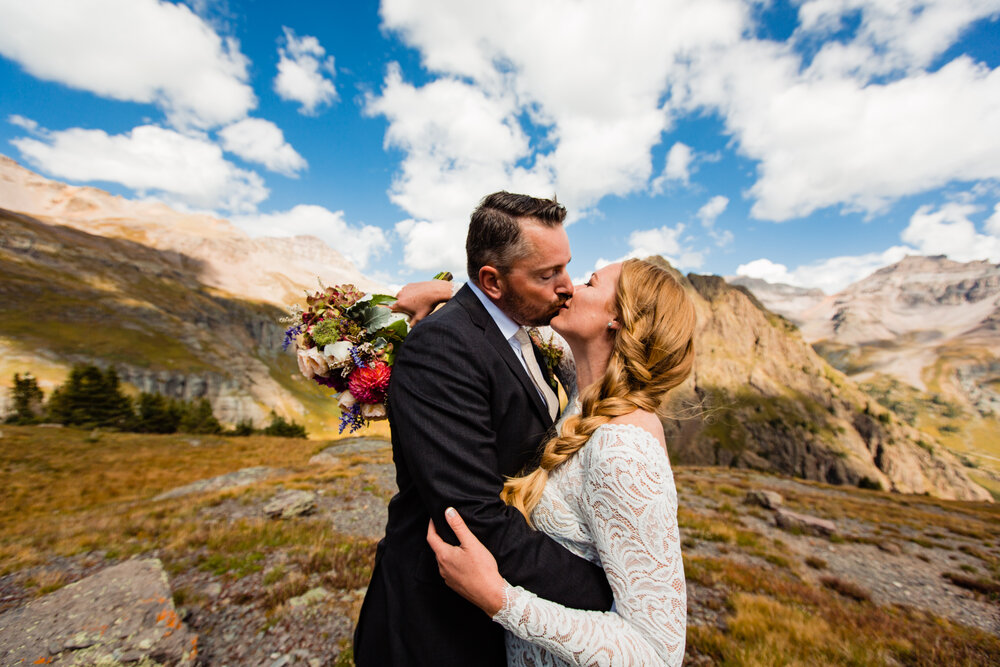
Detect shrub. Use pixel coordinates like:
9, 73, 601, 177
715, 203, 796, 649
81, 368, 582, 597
229, 418, 255, 436
263, 413, 307, 439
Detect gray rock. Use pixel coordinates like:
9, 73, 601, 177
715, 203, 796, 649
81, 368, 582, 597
308, 452, 339, 466
265, 489, 317, 519
774, 508, 837, 536
288, 587, 330, 608
154, 466, 282, 500
0, 559, 197, 665
743, 489, 783, 510
878, 541, 903, 555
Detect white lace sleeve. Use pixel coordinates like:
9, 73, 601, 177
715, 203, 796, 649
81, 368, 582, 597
493, 425, 686, 666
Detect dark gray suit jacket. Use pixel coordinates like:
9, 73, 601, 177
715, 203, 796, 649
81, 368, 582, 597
353, 284, 613, 666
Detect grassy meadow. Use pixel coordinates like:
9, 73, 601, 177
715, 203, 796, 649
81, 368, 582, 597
2, 425, 1000, 665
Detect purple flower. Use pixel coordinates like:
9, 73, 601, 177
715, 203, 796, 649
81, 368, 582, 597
338, 402, 365, 434
283, 324, 304, 351
350, 345, 368, 369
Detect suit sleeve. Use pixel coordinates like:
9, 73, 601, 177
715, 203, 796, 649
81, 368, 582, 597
389, 319, 613, 611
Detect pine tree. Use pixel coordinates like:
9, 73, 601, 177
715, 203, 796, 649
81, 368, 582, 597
46, 364, 133, 428
263, 412, 307, 438
5, 373, 44, 424
135, 392, 182, 433
178, 398, 222, 435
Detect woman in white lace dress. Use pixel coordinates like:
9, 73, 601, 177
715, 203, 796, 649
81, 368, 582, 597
427, 258, 695, 667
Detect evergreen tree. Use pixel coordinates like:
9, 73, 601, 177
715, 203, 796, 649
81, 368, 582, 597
178, 398, 222, 434
135, 392, 182, 433
263, 412, 307, 439
46, 364, 133, 428
5, 373, 44, 424
229, 418, 255, 436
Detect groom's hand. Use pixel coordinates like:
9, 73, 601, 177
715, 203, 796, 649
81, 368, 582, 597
391, 280, 454, 326
427, 508, 507, 617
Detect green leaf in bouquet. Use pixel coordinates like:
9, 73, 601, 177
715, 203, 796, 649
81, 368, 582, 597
367, 293, 398, 307
375, 315, 409, 342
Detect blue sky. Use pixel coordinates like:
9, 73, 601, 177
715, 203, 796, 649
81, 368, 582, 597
1, 0, 999, 292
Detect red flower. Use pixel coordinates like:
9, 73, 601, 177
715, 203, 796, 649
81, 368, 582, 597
348, 361, 391, 404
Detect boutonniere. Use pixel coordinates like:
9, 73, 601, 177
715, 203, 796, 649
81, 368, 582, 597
527, 328, 563, 393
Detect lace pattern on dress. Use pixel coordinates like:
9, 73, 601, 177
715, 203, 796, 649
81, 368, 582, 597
493, 423, 686, 666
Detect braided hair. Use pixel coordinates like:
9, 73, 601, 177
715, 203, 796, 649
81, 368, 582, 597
501, 258, 696, 522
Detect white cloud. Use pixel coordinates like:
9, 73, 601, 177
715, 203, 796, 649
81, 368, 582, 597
218, 118, 306, 176
365, 64, 554, 273
797, 0, 1000, 76
11, 122, 267, 213
372, 0, 746, 263
0, 0, 255, 128
626, 223, 704, 269
901, 201, 1000, 261
273, 27, 338, 115
697, 195, 728, 227
986, 203, 1000, 235
233, 205, 387, 269
8, 115, 37, 132
737, 246, 912, 293
651, 142, 694, 194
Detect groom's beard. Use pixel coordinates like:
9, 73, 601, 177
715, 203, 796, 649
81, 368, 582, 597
497, 291, 569, 327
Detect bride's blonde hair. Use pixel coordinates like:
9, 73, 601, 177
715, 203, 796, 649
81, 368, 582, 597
501, 258, 696, 522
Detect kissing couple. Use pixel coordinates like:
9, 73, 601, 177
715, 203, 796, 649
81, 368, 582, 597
353, 192, 695, 666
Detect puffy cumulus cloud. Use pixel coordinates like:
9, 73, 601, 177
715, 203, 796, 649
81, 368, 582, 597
736, 246, 912, 294
798, 0, 1000, 76
374, 0, 745, 218
627, 223, 704, 269
365, 64, 554, 273
684, 39, 1000, 221
651, 142, 694, 193
901, 201, 1000, 261
273, 27, 338, 115
0, 0, 255, 128
232, 205, 387, 269
11, 122, 267, 213
218, 118, 306, 177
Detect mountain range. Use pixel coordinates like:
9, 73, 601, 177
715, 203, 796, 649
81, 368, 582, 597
0, 156, 991, 500
731, 256, 1000, 495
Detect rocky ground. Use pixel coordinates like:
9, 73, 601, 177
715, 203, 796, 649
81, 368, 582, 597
2, 435, 999, 665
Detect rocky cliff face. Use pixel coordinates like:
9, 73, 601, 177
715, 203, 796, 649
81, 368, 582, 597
0, 208, 340, 433
655, 261, 990, 502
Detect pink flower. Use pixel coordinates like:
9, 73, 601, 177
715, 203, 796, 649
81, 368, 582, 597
348, 361, 391, 404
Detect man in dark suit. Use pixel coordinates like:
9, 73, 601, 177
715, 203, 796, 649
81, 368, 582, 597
353, 192, 613, 666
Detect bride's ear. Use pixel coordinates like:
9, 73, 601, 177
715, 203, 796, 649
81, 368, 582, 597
479, 266, 504, 300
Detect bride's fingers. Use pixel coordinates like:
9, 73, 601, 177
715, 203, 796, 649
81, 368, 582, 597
426, 518, 447, 554
444, 507, 476, 547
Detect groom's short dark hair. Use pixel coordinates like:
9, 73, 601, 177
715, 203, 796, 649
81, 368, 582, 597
466, 191, 566, 284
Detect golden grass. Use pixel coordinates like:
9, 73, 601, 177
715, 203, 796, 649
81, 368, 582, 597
0, 425, 386, 575
686, 555, 1000, 666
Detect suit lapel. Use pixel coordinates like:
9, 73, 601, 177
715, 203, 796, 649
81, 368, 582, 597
454, 286, 554, 426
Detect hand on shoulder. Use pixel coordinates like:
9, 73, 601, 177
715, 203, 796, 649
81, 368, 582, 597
607, 410, 666, 450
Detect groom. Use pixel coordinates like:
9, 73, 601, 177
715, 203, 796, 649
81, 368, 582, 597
353, 192, 613, 666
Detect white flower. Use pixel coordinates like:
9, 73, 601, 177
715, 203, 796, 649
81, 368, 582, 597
297, 347, 330, 380
323, 341, 354, 368
361, 402, 387, 420
338, 390, 357, 411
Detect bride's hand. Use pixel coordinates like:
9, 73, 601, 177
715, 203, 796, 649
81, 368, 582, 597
427, 507, 506, 616
391, 280, 453, 326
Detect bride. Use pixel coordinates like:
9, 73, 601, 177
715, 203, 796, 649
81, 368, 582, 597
427, 258, 695, 666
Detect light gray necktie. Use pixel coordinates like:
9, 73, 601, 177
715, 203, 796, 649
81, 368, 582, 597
514, 327, 559, 420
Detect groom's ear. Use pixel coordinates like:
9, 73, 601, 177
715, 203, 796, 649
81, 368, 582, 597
478, 266, 504, 300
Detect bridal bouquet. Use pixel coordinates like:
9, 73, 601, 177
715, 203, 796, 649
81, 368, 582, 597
283, 275, 449, 433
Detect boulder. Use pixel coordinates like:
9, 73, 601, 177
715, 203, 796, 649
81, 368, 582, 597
743, 489, 783, 510
153, 466, 281, 500
0, 559, 197, 665
774, 508, 837, 537
265, 490, 316, 519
